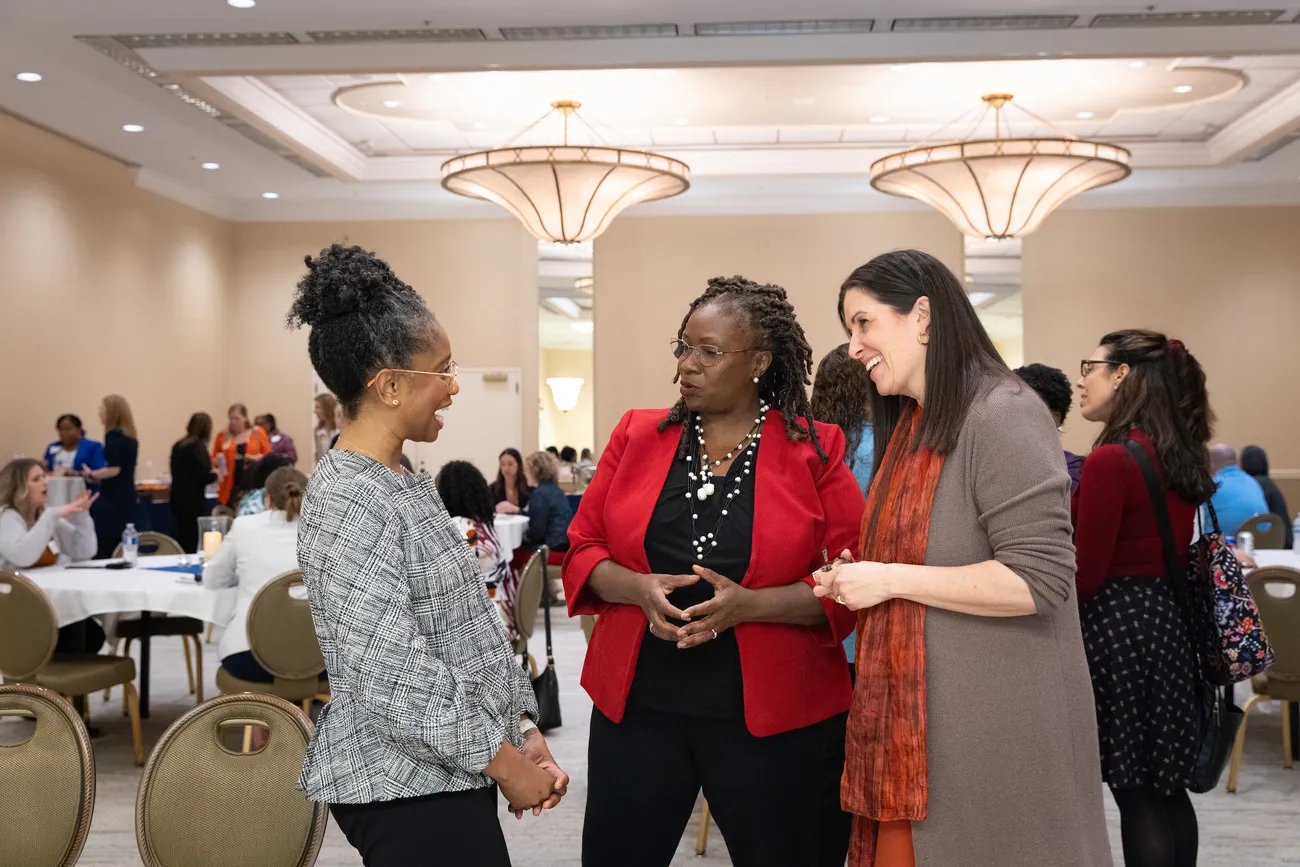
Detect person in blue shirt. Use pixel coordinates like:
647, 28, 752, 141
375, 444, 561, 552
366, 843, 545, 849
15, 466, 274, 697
1207, 443, 1270, 538
811, 343, 875, 681
43, 414, 106, 479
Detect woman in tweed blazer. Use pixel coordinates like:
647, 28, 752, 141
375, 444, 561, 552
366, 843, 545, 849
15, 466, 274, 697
288, 244, 567, 867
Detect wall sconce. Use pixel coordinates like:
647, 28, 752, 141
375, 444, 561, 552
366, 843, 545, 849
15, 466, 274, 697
546, 377, 585, 412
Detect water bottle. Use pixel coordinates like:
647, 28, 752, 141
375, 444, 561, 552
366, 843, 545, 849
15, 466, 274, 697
121, 523, 139, 565
1237, 531, 1255, 560
1293, 513, 1300, 552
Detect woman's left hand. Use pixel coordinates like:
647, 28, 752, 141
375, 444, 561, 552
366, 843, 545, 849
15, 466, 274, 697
675, 566, 753, 649
812, 552, 898, 611
516, 730, 569, 818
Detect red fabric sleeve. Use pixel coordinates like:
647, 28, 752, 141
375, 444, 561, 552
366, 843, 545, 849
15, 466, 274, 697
562, 410, 635, 617
1072, 445, 1127, 604
801, 424, 865, 645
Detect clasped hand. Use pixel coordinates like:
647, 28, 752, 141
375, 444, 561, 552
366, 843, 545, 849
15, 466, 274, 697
811, 549, 896, 611
640, 566, 750, 649
500, 730, 570, 819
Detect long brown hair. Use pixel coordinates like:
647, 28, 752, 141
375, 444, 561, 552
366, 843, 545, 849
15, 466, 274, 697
1094, 329, 1215, 503
266, 467, 308, 522
103, 394, 138, 439
0, 458, 44, 524
811, 343, 873, 471
314, 393, 338, 432
839, 250, 1008, 471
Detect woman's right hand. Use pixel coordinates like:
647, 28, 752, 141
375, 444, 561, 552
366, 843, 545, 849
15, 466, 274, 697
55, 491, 98, 518
496, 501, 520, 515
495, 751, 558, 816
639, 572, 700, 641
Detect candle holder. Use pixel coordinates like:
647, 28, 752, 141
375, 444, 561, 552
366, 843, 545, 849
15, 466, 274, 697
197, 515, 232, 563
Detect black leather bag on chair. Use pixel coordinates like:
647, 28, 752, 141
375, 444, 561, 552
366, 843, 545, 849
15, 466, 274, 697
530, 581, 562, 732
1126, 440, 1244, 793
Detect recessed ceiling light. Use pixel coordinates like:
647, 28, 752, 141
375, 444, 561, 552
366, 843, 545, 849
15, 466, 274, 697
1076, 111, 1095, 119
1129, 60, 1148, 69
226, 0, 257, 8
382, 99, 402, 108
15, 72, 42, 83
870, 115, 890, 123
793, 97, 815, 106
122, 124, 145, 132
670, 117, 689, 126
1173, 85, 1193, 94
261, 192, 279, 199
200, 162, 220, 170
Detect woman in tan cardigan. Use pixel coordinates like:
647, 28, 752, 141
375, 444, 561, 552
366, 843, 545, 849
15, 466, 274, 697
816, 250, 1111, 867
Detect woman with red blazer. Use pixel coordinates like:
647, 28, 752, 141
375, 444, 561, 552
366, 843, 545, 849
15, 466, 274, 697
564, 277, 865, 867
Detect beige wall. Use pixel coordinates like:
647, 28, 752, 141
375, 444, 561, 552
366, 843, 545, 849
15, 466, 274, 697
230, 220, 540, 462
1023, 207, 1300, 477
591, 213, 964, 445
0, 111, 233, 472
539, 348, 594, 454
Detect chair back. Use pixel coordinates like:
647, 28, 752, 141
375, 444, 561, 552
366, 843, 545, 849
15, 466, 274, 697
0, 571, 59, 681
513, 548, 548, 642
114, 531, 184, 558
0, 685, 95, 867
1238, 513, 1286, 550
211, 505, 235, 520
135, 694, 327, 867
1249, 567, 1300, 702
247, 571, 324, 680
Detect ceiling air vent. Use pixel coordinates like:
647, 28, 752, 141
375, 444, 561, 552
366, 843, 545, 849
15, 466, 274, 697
1243, 131, 1300, 162
1091, 10, 1284, 28
500, 24, 677, 40
891, 15, 1077, 32
695, 19, 874, 36
112, 32, 300, 48
305, 28, 486, 44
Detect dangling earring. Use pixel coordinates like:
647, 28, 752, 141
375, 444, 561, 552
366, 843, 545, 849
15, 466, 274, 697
917, 332, 930, 346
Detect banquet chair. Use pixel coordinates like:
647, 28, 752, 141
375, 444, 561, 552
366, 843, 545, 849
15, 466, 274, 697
135, 693, 327, 867
511, 548, 547, 675
106, 532, 204, 706
0, 684, 95, 867
1227, 566, 1300, 792
215, 571, 329, 716
0, 570, 144, 765
1237, 513, 1287, 550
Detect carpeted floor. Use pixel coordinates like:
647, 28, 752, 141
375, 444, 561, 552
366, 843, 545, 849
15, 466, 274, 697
8, 613, 1299, 865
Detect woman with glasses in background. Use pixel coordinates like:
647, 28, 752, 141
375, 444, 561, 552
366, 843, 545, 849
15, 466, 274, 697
565, 276, 863, 867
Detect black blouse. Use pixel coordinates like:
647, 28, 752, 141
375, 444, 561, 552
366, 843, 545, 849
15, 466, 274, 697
169, 439, 216, 514
629, 448, 756, 718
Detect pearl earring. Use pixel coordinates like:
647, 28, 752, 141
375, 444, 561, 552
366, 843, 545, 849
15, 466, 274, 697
752, 376, 760, 384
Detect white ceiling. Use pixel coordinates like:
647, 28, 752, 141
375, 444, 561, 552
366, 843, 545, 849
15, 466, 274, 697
5, 0, 1300, 221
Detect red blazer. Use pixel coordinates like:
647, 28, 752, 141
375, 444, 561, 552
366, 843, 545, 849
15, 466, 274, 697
564, 408, 865, 737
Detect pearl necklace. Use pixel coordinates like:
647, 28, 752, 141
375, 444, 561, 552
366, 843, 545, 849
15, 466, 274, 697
684, 403, 768, 561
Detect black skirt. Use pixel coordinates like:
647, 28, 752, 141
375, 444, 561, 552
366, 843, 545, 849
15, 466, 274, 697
1081, 578, 1199, 794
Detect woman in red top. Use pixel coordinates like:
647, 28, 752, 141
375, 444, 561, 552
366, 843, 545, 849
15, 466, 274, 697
564, 277, 863, 867
1074, 329, 1217, 867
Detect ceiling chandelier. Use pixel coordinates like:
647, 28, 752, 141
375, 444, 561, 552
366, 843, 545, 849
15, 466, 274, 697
870, 94, 1132, 240
441, 101, 691, 244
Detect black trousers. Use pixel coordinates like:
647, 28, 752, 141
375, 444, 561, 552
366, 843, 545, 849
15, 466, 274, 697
583, 705, 851, 867
330, 786, 511, 867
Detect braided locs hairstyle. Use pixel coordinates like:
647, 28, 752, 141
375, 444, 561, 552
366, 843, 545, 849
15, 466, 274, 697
658, 276, 828, 463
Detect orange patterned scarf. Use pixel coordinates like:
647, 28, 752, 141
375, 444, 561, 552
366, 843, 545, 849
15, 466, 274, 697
842, 403, 946, 865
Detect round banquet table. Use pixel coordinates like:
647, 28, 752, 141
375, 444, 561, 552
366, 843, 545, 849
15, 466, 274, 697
24, 555, 237, 717
494, 514, 529, 552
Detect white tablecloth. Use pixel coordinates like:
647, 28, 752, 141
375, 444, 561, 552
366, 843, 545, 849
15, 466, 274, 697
23, 556, 238, 628
1252, 550, 1300, 571
495, 514, 529, 552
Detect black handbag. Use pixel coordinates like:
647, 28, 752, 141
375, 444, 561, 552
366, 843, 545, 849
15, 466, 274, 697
529, 579, 562, 732
1125, 441, 1244, 793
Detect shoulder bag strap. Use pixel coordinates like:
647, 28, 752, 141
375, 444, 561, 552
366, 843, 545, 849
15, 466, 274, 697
1124, 439, 1193, 617
542, 547, 555, 666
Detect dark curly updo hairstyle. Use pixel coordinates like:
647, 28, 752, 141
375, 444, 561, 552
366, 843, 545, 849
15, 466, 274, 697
1014, 363, 1073, 425
286, 244, 436, 418
811, 343, 873, 470
435, 460, 495, 528
1094, 329, 1216, 504
659, 275, 826, 462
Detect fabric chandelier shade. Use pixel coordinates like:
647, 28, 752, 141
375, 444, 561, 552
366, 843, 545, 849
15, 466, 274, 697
441, 102, 690, 244
546, 377, 585, 412
869, 94, 1132, 240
